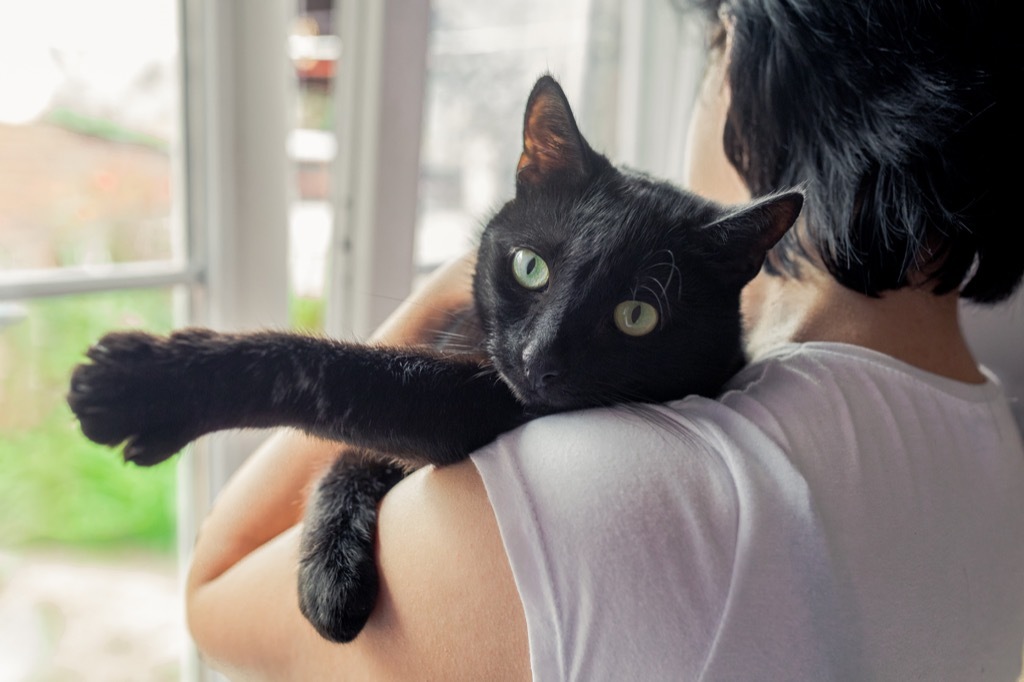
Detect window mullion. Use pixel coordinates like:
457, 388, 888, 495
326, 0, 429, 341
176, 2, 292, 680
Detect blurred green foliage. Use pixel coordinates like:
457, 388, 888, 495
46, 108, 169, 152
0, 290, 177, 552
290, 294, 326, 333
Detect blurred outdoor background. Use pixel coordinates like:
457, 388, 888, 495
1, 1, 180, 679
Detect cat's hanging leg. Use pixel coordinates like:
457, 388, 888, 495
297, 449, 407, 643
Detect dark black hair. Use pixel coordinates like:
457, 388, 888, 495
683, 0, 1022, 303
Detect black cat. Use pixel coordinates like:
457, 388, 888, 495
67, 75, 802, 643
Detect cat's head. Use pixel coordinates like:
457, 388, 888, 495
474, 75, 802, 412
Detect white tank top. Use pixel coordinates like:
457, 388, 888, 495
472, 342, 1024, 681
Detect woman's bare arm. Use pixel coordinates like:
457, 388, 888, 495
186, 462, 529, 681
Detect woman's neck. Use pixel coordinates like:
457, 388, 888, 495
742, 266, 985, 384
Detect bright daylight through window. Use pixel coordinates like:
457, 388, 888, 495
0, 1, 183, 680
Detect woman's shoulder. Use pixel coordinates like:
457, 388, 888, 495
467, 370, 843, 678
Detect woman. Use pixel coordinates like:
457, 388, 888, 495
185, 1, 1024, 679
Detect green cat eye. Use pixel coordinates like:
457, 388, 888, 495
614, 300, 659, 336
512, 248, 550, 290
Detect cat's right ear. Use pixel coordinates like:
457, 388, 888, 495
516, 75, 592, 189
699, 190, 804, 288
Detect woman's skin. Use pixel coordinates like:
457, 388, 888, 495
184, 33, 984, 680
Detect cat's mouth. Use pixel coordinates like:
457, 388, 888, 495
507, 381, 569, 413
492, 358, 590, 414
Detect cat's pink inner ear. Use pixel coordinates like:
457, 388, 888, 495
516, 87, 585, 186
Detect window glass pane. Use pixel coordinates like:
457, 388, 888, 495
0, 288, 180, 679
415, 0, 616, 274
288, 0, 339, 332
0, 0, 180, 273
0, 3, 183, 676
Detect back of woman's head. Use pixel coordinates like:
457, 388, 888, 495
690, 0, 1021, 302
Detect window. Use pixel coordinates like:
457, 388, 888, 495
415, 0, 605, 273
0, 1, 187, 679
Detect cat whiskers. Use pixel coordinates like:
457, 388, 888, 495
431, 329, 480, 354
581, 378, 650, 408
620, 402, 705, 448
358, 281, 482, 347
469, 364, 503, 384
636, 249, 683, 326
644, 249, 683, 297
579, 381, 707, 447
639, 283, 668, 327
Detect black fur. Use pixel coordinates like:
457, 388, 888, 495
67, 75, 802, 643
298, 454, 406, 642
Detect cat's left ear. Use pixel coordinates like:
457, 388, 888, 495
700, 190, 804, 287
516, 75, 594, 188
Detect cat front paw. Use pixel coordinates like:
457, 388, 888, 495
298, 531, 381, 644
297, 456, 406, 643
67, 329, 215, 466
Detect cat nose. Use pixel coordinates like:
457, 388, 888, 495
522, 339, 565, 392
525, 357, 563, 390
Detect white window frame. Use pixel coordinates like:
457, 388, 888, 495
176, 1, 294, 679
325, 0, 430, 340
177, 0, 429, 679
616, 0, 707, 179
175, 0, 292, 517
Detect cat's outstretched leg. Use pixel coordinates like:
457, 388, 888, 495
68, 328, 524, 467
298, 451, 407, 643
